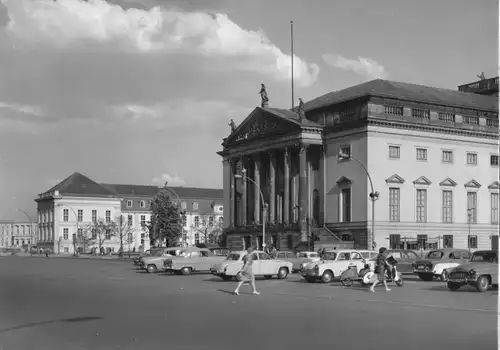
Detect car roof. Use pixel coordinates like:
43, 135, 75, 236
428, 248, 469, 252
473, 250, 498, 254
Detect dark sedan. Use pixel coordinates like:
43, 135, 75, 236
386, 250, 421, 274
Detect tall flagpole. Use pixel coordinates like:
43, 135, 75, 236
290, 20, 295, 110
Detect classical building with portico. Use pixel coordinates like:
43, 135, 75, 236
218, 78, 499, 252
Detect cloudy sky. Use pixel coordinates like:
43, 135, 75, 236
0, 0, 497, 221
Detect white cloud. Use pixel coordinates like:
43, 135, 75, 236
3, 0, 319, 87
0, 102, 44, 117
152, 173, 186, 187
322, 53, 387, 79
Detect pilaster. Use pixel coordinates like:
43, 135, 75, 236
269, 150, 276, 223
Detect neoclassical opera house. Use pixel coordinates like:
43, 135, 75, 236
218, 78, 499, 252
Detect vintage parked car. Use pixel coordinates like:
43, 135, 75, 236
447, 250, 498, 293
413, 248, 471, 281
301, 250, 368, 283
270, 251, 321, 272
140, 247, 185, 273
133, 248, 161, 266
163, 247, 226, 275
385, 250, 421, 274
210, 251, 293, 281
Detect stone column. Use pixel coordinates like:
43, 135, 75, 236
253, 154, 261, 224
241, 157, 248, 226
269, 150, 276, 223
229, 159, 235, 227
283, 147, 290, 225
299, 144, 309, 242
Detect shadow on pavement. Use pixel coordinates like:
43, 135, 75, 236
425, 285, 487, 293
0, 316, 103, 333
216, 289, 235, 295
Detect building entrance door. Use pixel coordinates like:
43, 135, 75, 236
492, 235, 498, 251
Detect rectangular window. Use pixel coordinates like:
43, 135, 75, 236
416, 189, 427, 223
105, 210, 111, 223
194, 216, 200, 227
491, 193, 499, 225
91, 229, 97, 240
92, 210, 97, 222
63, 209, 69, 222
127, 200, 132, 208
466, 153, 477, 165
442, 190, 453, 223
63, 228, 69, 240
417, 234, 428, 250
182, 215, 187, 227
442, 151, 453, 163
105, 229, 111, 240
468, 235, 478, 249
463, 116, 479, 125
140, 215, 146, 227
219, 217, 223, 226
467, 192, 477, 224
389, 188, 400, 222
193, 202, 199, 210
491, 155, 499, 166
443, 235, 453, 248
411, 108, 430, 119
340, 145, 351, 158
77, 209, 83, 222
128, 215, 133, 227
341, 188, 351, 222
77, 228, 82, 237
389, 234, 401, 249
388, 146, 400, 159
438, 112, 455, 122
384, 105, 403, 115
416, 148, 427, 161
209, 216, 214, 227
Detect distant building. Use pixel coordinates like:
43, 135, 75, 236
35, 173, 223, 254
218, 78, 499, 252
0, 220, 37, 248
458, 76, 499, 96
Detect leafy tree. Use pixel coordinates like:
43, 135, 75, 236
114, 215, 135, 255
193, 214, 223, 245
84, 218, 116, 253
148, 186, 182, 247
76, 228, 94, 253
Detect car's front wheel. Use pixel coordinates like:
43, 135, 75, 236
180, 267, 192, 276
146, 265, 157, 273
321, 270, 333, 283
476, 275, 490, 293
277, 267, 289, 279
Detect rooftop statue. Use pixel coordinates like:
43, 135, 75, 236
258, 83, 269, 108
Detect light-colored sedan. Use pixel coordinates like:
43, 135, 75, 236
270, 251, 321, 272
210, 251, 293, 281
163, 248, 226, 275
301, 250, 367, 283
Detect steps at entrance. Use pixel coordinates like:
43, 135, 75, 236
313, 227, 355, 250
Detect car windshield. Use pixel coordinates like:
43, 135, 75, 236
226, 253, 241, 261
426, 251, 444, 259
471, 252, 498, 262
309, 253, 319, 258
298, 253, 308, 258
322, 252, 337, 260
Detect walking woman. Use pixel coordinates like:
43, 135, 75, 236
370, 247, 391, 292
233, 246, 260, 296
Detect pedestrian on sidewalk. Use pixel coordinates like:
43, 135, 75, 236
370, 247, 391, 293
233, 246, 260, 296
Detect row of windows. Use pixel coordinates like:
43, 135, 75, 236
182, 215, 224, 228
62, 209, 111, 223
388, 234, 484, 250
388, 145, 499, 166
388, 188, 499, 224
383, 104, 499, 127
125, 200, 222, 212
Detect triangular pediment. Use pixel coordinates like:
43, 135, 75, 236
336, 176, 352, 185
439, 178, 457, 187
385, 174, 405, 184
464, 179, 481, 188
224, 107, 302, 146
413, 176, 432, 186
488, 181, 500, 190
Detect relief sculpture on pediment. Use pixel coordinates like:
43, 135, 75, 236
235, 119, 278, 142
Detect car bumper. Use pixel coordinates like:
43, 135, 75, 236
301, 270, 320, 278
414, 270, 437, 276
447, 276, 476, 286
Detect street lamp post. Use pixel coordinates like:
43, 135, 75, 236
14, 209, 36, 248
234, 169, 268, 251
337, 152, 379, 251
56, 204, 79, 255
